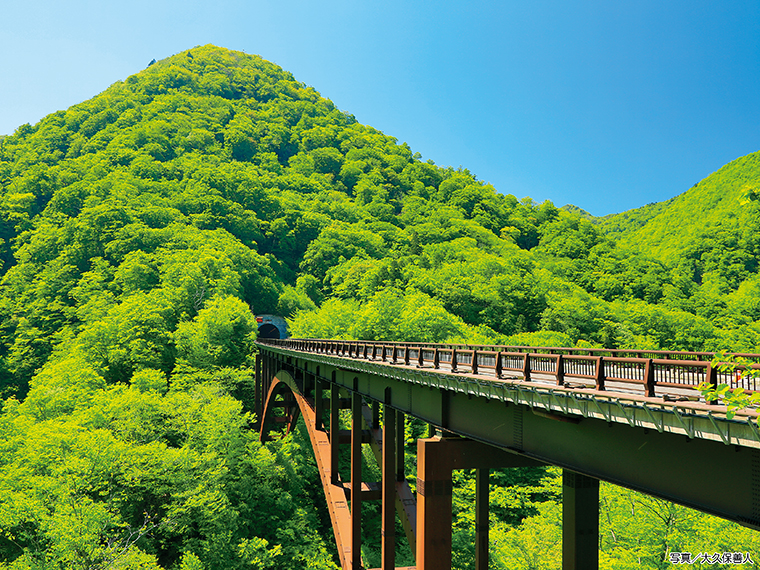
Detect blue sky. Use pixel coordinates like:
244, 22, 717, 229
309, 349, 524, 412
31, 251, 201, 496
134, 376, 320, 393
1, 1, 758, 216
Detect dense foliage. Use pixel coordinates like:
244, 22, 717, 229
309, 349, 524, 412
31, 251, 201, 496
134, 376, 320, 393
0, 45, 758, 568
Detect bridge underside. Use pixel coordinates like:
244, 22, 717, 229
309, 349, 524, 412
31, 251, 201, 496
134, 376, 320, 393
256, 347, 760, 570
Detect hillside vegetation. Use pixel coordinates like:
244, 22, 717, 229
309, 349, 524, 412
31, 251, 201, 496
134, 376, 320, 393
594, 196, 678, 239
0, 45, 758, 569
619, 151, 760, 264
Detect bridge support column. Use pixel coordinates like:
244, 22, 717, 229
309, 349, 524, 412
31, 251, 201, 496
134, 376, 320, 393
417, 438, 454, 570
351, 391, 363, 569
396, 411, 405, 482
315, 378, 324, 431
331, 384, 341, 485
475, 468, 489, 570
396, 411, 417, 556
262, 353, 272, 407
563, 470, 599, 570
416, 436, 544, 570
302, 369, 312, 401
381, 400, 396, 570
254, 354, 261, 430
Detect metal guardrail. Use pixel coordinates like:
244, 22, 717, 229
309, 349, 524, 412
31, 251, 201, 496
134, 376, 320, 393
258, 338, 760, 401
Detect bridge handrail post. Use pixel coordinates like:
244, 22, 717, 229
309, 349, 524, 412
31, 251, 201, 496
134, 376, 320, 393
706, 361, 719, 405
522, 354, 531, 382
595, 356, 606, 391
644, 359, 656, 397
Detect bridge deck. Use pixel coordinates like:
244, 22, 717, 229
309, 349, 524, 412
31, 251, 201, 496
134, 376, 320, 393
258, 339, 760, 532
261, 338, 759, 448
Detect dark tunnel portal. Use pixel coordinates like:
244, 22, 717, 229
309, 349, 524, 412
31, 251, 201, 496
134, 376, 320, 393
258, 323, 281, 339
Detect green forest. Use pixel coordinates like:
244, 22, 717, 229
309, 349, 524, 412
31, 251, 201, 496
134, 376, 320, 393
0, 45, 758, 569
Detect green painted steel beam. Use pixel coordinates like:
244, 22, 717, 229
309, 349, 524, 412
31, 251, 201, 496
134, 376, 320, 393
261, 345, 760, 530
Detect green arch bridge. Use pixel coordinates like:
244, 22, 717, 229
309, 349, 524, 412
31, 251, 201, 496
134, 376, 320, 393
255, 339, 760, 570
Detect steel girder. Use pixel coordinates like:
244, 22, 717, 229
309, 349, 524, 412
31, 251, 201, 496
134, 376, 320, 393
259, 345, 760, 531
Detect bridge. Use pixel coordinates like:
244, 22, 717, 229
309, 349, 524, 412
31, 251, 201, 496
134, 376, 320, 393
254, 339, 760, 570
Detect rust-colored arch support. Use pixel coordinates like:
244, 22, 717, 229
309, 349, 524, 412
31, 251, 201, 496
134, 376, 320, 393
259, 373, 301, 440
259, 369, 360, 569
256, 358, 542, 570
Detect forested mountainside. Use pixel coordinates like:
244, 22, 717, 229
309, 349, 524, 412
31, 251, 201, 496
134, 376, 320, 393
1, 45, 759, 569
559, 203, 596, 220
594, 196, 678, 239
618, 151, 760, 265
2, 45, 760, 401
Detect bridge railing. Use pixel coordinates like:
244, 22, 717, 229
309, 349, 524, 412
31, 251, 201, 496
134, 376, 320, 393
258, 338, 760, 402
282, 338, 760, 362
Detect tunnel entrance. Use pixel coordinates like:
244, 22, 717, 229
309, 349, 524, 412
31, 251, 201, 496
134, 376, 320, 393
255, 315, 289, 339
257, 323, 281, 339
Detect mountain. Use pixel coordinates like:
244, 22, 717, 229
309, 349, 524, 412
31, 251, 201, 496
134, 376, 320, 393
0, 44, 583, 399
593, 195, 679, 240
559, 204, 596, 221
594, 152, 760, 314
618, 151, 760, 263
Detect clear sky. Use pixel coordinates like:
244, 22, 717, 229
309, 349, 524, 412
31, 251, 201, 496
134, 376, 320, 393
1, 1, 758, 216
